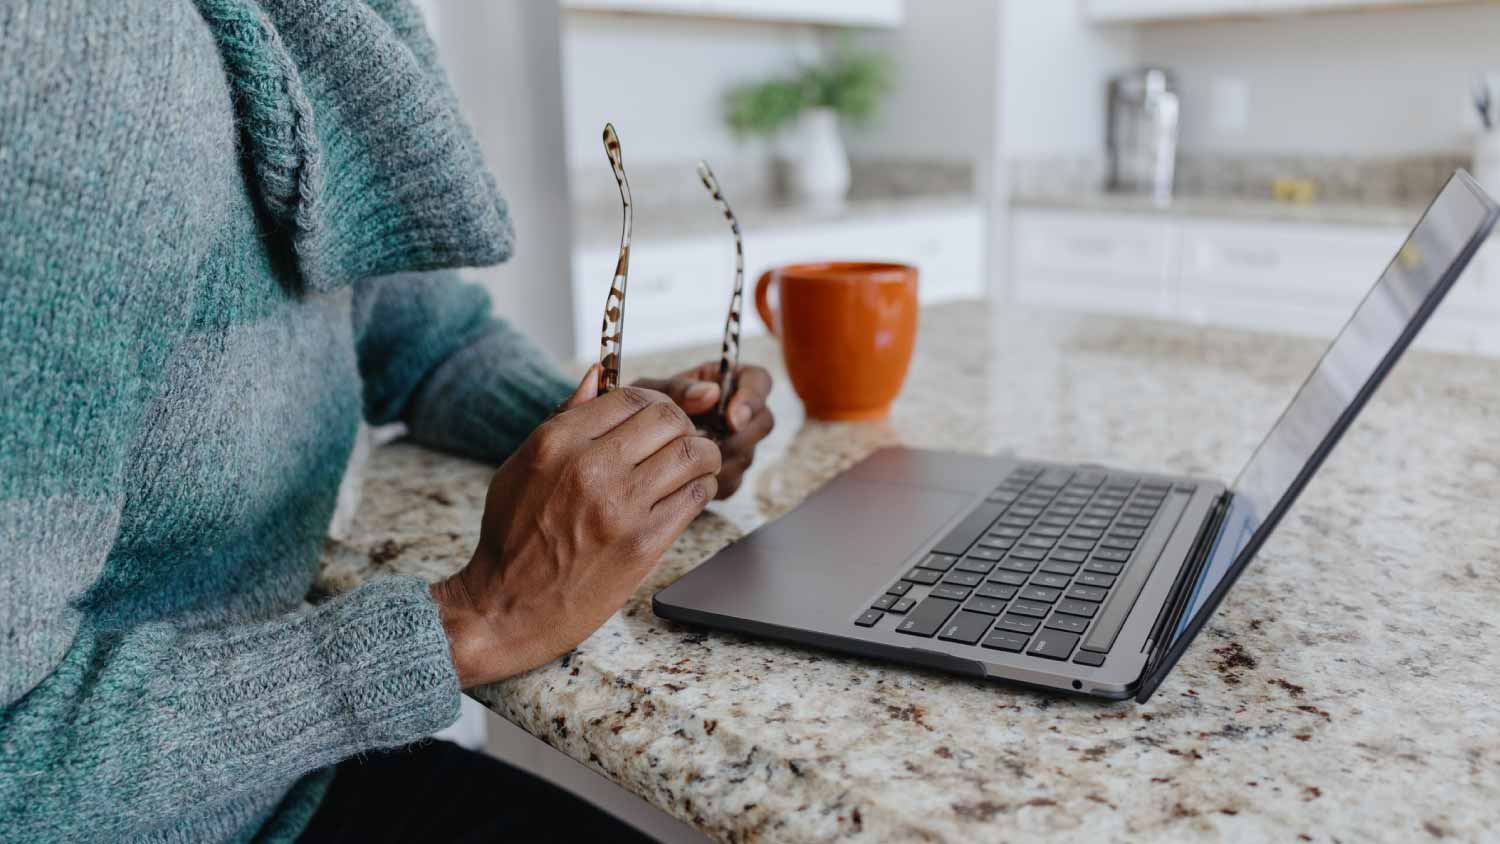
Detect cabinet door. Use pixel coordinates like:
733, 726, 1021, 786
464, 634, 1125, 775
1011, 209, 1178, 318
1177, 219, 1406, 338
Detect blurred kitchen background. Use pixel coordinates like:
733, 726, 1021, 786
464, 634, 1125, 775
407, 2, 1500, 837
415, 0, 1500, 368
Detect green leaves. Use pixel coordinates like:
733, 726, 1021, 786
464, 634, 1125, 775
724, 47, 894, 137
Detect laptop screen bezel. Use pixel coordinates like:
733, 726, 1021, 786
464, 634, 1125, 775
1133, 170, 1500, 703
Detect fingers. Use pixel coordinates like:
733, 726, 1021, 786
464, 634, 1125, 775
558, 364, 601, 413
632, 374, 721, 416
554, 385, 670, 440
650, 472, 719, 538
725, 365, 773, 433
598, 390, 698, 465
634, 433, 722, 505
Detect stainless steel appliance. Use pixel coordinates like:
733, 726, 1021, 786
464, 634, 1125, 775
1106, 68, 1179, 202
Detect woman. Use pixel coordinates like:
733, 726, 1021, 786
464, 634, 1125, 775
0, 1, 774, 841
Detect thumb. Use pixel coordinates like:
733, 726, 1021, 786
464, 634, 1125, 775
633, 374, 720, 415
559, 364, 601, 413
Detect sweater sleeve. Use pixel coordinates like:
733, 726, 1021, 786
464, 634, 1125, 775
353, 270, 576, 463
0, 5, 460, 836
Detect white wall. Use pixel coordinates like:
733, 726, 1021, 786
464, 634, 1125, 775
1133, 3, 1500, 156
845, 0, 1002, 169
561, 13, 820, 171
998, 0, 1139, 162
418, 0, 577, 361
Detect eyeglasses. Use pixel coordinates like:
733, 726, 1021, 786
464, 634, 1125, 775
595, 123, 746, 434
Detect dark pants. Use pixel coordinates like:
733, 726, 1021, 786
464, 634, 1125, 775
297, 740, 659, 844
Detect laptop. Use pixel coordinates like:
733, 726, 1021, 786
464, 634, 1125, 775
654, 172, 1498, 702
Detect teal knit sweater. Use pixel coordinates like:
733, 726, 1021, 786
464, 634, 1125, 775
0, 1, 575, 841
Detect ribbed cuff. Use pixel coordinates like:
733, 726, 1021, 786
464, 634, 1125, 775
163, 576, 460, 791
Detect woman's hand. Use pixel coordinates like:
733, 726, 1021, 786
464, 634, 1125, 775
430, 365, 720, 688
633, 362, 775, 499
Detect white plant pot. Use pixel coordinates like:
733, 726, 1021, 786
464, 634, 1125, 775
786, 107, 850, 211
1474, 131, 1500, 200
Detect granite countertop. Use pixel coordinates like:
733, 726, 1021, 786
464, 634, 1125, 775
573, 192, 979, 251
320, 303, 1500, 842
1011, 191, 1427, 229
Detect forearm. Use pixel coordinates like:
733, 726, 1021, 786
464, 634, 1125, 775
0, 576, 459, 839
402, 322, 575, 463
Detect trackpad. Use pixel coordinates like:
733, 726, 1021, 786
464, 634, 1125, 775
658, 476, 973, 630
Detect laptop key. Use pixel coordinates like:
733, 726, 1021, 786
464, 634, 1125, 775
886, 580, 913, 596
939, 611, 995, 645
1049, 549, 1087, 563
964, 597, 1007, 616
982, 631, 1029, 652
1009, 600, 1051, 618
895, 597, 960, 637
931, 503, 1008, 557
1084, 560, 1124, 575
1056, 599, 1098, 618
1073, 651, 1107, 667
975, 537, 1014, 551
989, 526, 1025, 538
1045, 614, 1089, 634
1076, 572, 1116, 589
956, 559, 995, 575
856, 609, 884, 627
1033, 572, 1071, 589
1030, 525, 1065, 538
1040, 561, 1079, 576
1067, 584, 1109, 603
943, 571, 984, 587
931, 584, 973, 601
988, 570, 1029, 586
917, 553, 957, 571
903, 568, 942, 585
995, 614, 1040, 634
1019, 536, 1055, 549
977, 582, 1018, 600
1068, 528, 1103, 540
890, 598, 916, 614
1093, 548, 1131, 562
872, 594, 899, 610
967, 547, 1005, 561
1018, 586, 1062, 604
1028, 630, 1079, 660
1101, 537, 1137, 551
998, 559, 1037, 574
1060, 538, 1096, 551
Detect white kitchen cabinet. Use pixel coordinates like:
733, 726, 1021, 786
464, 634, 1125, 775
1011, 209, 1179, 319
572, 204, 984, 360
561, 0, 904, 27
1009, 206, 1500, 357
1082, 0, 1464, 23
1177, 219, 1406, 337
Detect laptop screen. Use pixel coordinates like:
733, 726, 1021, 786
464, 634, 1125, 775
1167, 173, 1498, 647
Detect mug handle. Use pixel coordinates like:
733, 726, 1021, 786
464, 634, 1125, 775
754, 270, 779, 338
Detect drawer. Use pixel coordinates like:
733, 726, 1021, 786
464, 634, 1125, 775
1013, 209, 1176, 280
1179, 220, 1406, 313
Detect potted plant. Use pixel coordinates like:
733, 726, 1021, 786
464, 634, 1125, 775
726, 46, 893, 209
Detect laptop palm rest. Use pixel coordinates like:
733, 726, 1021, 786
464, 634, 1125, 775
654, 472, 975, 635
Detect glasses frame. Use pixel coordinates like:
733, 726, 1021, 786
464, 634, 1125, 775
595, 124, 746, 435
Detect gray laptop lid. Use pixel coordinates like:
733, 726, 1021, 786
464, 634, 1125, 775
1136, 171, 1500, 702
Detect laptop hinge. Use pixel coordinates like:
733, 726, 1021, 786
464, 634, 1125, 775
1140, 491, 1231, 676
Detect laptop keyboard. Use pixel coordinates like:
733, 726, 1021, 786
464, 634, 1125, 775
854, 465, 1193, 668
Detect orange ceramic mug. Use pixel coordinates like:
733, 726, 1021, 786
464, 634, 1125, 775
755, 261, 918, 421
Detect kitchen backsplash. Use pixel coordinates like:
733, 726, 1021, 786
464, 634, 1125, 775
571, 157, 974, 217
1009, 152, 1469, 207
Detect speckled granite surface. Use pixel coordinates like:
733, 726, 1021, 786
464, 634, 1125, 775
321, 303, 1500, 843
